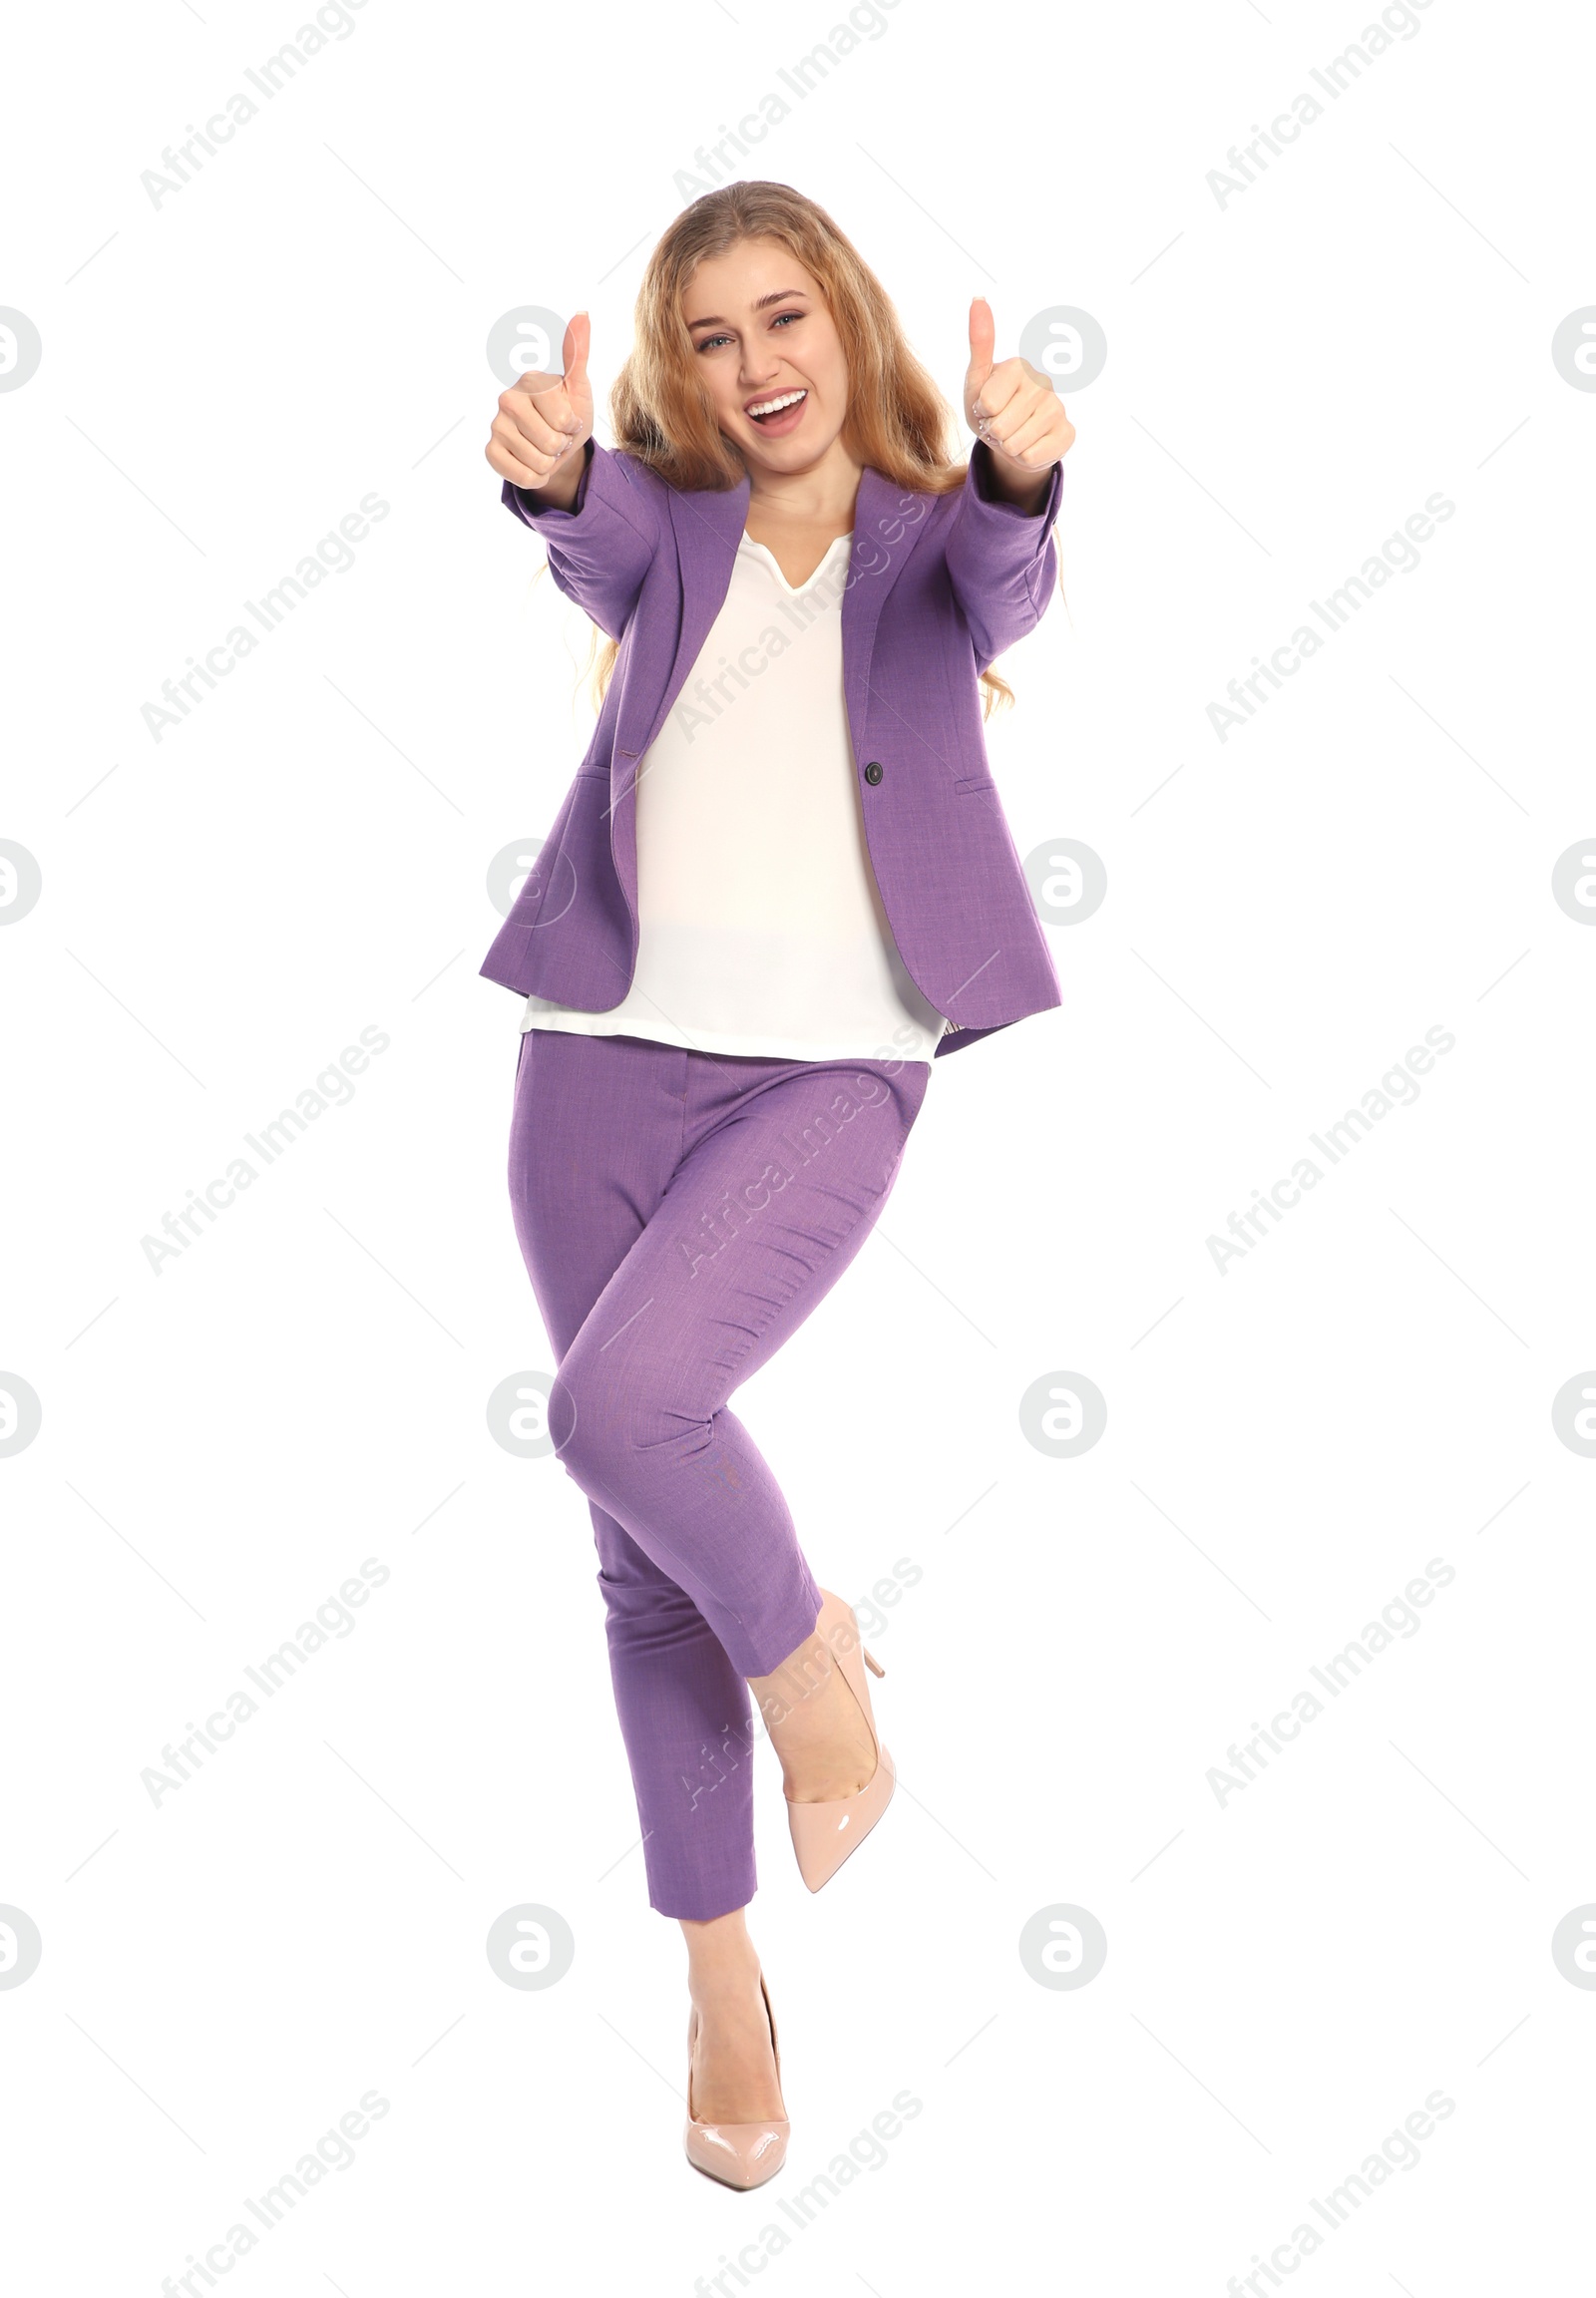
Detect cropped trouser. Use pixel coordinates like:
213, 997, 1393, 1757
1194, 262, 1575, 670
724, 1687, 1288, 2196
507, 1025, 931, 1921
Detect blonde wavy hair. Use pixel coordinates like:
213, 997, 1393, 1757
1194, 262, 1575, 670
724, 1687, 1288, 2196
535, 181, 1061, 722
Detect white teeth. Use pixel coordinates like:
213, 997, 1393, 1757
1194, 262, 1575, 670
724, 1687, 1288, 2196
748, 389, 806, 418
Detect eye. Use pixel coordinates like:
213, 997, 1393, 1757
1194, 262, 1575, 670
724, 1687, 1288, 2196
771, 309, 802, 327
694, 331, 732, 353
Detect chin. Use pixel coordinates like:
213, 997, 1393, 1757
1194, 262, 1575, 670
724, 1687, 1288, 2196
740, 426, 840, 469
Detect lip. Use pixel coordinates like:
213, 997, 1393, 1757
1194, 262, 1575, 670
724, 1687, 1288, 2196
743, 387, 808, 438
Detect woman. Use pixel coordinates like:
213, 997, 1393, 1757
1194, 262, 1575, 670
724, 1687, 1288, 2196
481, 181, 1073, 2188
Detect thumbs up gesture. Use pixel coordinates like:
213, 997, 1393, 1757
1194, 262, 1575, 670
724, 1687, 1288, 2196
963, 297, 1075, 485
487, 312, 595, 501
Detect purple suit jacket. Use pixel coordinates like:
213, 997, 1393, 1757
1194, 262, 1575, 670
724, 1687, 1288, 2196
479, 435, 1064, 1058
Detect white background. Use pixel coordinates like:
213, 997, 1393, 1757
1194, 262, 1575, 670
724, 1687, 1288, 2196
3, 0, 1593, 2289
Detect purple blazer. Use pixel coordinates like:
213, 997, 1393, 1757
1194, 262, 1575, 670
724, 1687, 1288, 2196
478, 435, 1065, 1058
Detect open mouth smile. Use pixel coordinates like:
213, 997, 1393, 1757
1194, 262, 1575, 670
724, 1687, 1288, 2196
744, 388, 808, 434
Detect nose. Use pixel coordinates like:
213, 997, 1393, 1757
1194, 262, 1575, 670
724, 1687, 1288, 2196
740, 347, 783, 387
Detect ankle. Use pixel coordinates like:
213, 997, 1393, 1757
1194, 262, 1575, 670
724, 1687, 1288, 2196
681, 1919, 764, 2005
750, 1631, 838, 1731
689, 1948, 762, 1995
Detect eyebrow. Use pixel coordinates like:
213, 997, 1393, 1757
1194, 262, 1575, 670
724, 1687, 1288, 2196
686, 290, 808, 332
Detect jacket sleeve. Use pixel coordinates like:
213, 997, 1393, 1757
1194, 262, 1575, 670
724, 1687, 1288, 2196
501, 439, 662, 641
941, 438, 1064, 672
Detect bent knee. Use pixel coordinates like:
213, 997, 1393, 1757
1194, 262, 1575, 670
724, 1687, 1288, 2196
551, 1349, 708, 1487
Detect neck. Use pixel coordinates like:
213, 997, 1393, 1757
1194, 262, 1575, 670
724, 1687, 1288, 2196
742, 435, 865, 526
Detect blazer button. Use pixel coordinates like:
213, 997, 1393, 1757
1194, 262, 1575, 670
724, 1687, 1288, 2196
864, 760, 884, 785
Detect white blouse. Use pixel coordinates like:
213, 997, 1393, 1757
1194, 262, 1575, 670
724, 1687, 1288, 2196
519, 529, 949, 1066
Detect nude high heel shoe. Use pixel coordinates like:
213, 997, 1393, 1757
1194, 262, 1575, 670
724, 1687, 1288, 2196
683, 1972, 790, 2190
784, 1588, 895, 1892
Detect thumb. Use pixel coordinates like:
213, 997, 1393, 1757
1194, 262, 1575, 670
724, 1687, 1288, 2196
966, 295, 995, 397
563, 309, 591, 399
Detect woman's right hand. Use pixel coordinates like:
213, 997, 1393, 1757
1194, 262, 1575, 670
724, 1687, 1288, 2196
486, 312, 594, 501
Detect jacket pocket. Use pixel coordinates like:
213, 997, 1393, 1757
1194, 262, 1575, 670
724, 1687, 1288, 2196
953, 773, 998, 795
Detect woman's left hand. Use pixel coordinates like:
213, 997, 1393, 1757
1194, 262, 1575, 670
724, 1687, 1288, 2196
964, 297, 1077, 473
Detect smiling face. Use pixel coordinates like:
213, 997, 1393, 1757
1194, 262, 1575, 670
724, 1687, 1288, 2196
681, 236, 853, 481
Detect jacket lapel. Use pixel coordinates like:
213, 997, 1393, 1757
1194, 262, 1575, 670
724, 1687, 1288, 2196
841, 464, 935, 746
607, 472, 750, 915
661, 474, 754, 727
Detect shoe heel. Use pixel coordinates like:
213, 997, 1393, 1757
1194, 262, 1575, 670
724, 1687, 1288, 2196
864, 1648, 884, 1678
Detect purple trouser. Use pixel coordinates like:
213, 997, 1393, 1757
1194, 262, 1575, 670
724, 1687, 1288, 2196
507, 1025, 931, 1922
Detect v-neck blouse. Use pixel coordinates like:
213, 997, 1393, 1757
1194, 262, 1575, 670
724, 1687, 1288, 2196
518, 528, 949, 1066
